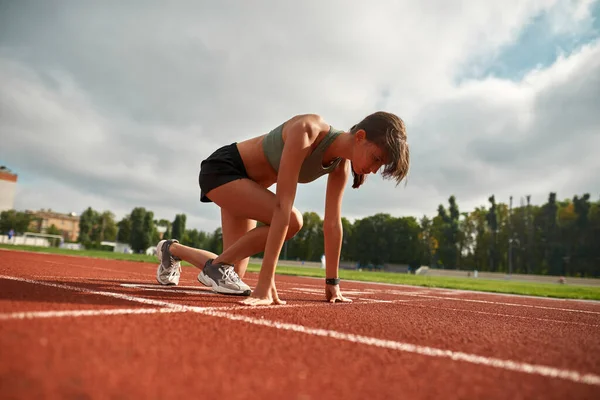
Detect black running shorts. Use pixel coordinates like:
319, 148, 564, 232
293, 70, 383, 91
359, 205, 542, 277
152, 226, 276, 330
199, 143, 250, 203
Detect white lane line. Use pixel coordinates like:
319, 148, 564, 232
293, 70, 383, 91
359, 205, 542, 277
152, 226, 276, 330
0, 308, 183, 320
125, 287, 217, 296
0, 276, 354, 320
43, 260, 151, 278
382, 290, 437, 296
196, 309, 600, 387
127, 282, 597, 317
399, 303, 600, 328
357, 298, 398, 304
0, 302, 357, 321
121, 283, 209, 290
2, 275, 599, 386
26, 276, 151, 283
0, 304, 354, 321
120, 284, 218, 296
0, 275, 184, 309
290, 287, 372, 295
5, 276, 592, 327
388, 291, 600, 315
14, 252, 598, 304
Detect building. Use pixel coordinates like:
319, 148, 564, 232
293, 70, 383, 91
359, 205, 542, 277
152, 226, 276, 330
27, 209, 80, 242
0, 166, 17, 213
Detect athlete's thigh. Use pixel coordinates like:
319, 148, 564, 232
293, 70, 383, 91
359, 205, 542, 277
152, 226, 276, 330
206, 178, 279, 224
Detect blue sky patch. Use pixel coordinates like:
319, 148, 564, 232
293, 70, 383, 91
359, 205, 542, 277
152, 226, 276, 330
458, 2, 600, 82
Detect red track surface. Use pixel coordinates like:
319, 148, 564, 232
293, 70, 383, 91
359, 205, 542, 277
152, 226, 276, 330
1, 249, 599, 399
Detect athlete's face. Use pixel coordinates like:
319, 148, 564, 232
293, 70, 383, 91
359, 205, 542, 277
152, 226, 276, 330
352, 129, 387, 175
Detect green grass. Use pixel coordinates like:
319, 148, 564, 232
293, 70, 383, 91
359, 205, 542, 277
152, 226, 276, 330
2, 244, 600, 300
0, 244, 158, 262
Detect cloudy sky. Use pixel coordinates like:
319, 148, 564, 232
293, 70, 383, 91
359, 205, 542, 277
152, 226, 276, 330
1, 0, 599, 232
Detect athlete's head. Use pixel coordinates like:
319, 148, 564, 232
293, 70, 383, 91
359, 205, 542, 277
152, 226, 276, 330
349, 111, 409, 189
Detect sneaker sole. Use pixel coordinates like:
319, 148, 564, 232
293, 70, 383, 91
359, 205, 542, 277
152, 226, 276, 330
155, 240, 179, 286
198, 272, 251, 296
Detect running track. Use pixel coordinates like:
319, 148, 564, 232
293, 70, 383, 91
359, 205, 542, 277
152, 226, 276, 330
1, 249, 599, 399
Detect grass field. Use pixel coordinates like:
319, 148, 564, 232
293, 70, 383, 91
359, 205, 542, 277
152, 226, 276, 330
2, 244, 599, 301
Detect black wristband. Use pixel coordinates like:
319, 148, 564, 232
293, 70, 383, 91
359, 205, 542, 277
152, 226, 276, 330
325, 278, 340, 285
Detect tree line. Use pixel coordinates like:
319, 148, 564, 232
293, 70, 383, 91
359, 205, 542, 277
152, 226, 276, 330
1, 191, 598, 277
423, 193, 599, 277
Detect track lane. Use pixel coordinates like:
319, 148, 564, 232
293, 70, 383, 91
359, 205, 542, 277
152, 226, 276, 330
2, 249, 599, 399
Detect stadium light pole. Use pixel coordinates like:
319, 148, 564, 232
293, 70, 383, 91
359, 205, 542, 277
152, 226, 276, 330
508, 195, 513, 276
525, 194, 533, 274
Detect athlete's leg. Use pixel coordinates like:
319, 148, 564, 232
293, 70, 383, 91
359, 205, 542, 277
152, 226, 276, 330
220, 208, 257, 278
169, 178, 302, 271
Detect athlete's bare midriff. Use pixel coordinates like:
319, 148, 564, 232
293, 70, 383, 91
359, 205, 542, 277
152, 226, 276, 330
236, 135, 278, 188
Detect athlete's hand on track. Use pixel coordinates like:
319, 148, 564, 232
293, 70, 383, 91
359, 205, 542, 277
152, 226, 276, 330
239, 281, 286, 306
325, 284, 353, 303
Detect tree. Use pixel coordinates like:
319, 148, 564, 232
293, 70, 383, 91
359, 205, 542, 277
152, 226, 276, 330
470, 207, 490, 271
97, 211, 118, 242
340, 217, 354, 261
0, 210, 33, 234
208, 227, 223, 255
458, 211, 477, 269
172, 214, 187, 241
540, 193, 562, 275
509, 198, 529, 274
46, 224, 63, 246
351, 213, 393, 267
572, 194, 592, 276
46, 224, 61, 236
21, 188, 597, 277
77, 207, 118, 248
117, 216, 131, 243
143, 211, 157, 251
388, 216, 422, 268
558, 199, 577, 276
432, 196, 461, 268
494, 202, 510, 272
418, 216, 434, 267
130, 207, 152, 253
429, 212, 446, 267
182, 228, 201, 248
301, 212, 324, 262
487, 195, 498, 272
78, 207, 99, 245
587, 199, 600, 277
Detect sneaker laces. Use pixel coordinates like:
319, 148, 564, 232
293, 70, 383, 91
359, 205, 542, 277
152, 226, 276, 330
164, 256, 181, 276
168, 261, 181, 277
221, 265, 241, 283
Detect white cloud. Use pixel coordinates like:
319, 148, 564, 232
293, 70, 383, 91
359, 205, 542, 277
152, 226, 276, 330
546, 0, 598, 34
408, 40, 600, 213
0, 1, 598, 234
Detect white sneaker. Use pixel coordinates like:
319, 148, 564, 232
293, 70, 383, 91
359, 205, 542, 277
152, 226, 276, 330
156, 239, 181, 285
198, 259, 251, 296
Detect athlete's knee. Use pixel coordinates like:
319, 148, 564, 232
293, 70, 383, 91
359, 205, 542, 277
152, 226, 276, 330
286, 208, 303, 239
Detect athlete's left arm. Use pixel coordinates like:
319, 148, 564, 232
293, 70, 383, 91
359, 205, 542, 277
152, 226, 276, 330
323, 159, 353, 303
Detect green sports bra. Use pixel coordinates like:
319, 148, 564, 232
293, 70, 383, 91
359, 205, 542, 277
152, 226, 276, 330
262, 123, 343, 183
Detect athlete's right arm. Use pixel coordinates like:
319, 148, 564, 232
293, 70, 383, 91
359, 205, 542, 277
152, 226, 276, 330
258, 115, 325, 284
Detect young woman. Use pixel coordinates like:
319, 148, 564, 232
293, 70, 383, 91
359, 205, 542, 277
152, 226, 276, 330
156, 111, 410, 306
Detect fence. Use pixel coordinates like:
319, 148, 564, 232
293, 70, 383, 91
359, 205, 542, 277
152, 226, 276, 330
0, 235, 50, 247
